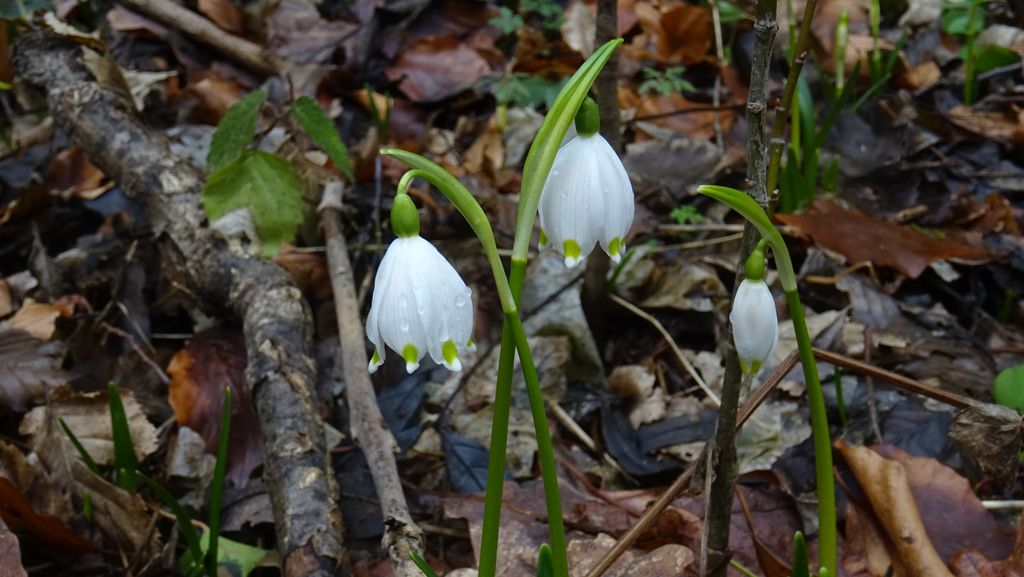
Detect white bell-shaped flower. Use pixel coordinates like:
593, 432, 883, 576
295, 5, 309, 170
730, 243, 778, 374
366, 195, 474, 374
538, 98, 634, 268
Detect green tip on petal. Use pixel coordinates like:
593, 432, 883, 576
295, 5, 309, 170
402, 343, 419, 373
390, 193, 420, 238
466, 338, 477, 352
368, 349, 383, 373
574, 96, 600, 137
608, 237, 622, 262
563, 239, 582, 268
441, 340, 462, 371
739, 358, 762, 376
539, 228, 549, 248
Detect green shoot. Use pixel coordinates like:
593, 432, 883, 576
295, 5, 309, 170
833, 368, 848, 428
107, 382, 139, 491
207, 387, 232, 576
410, 550, 440, 577
138, 472, 206, 577
670, 204, 705, 225
489, 6, 524, 35
639, 66, 696, 96
58, 417, 101, 475
791, 531, 810, 577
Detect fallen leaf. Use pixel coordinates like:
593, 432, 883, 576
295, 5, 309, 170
630, 2, 711, 64
182, 72, 244, 127
843, 501, 895, 577
106, 6, 168, 39
0, 477, 98, 555
949, 514, 1024, 577
0, 516, 27, 577
0, 281, 11, 317
627, 90, 734, 140
0, 328, 67, 412
385, 35, 491, 102
44, 146, 112, 201
775, 200, 992, 278
167, 328, 263, 488
265, 0, 357, 64
837, 441, 951, 576
949, 404, 1023, 493
197, 0, 244, 35
946, 105, 1024, 146
8, 298, 65, 340
20, 385, 159, 468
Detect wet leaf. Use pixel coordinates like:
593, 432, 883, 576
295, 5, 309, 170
439, 426, 491, 493
377, 373, 427, 454
775, 200, 992, 278
0, 328, 66, 412
385, 35, 491, 102
167, 328, 263, 488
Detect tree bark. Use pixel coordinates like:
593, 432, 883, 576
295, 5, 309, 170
13, 32, 346, 577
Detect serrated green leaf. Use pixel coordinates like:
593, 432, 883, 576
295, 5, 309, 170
180, 529, 274, 577
291, 96, 353, 180
207, 90, 266, 172
994, 364, 1024, 412
202, 150, 304, 257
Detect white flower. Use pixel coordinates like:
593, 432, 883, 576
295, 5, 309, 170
366, 236, 474, 374
538, 133, 634, 268
730, 279, 779, 374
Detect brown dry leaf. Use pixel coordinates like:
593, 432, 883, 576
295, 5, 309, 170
0, 477, 98, 556
946, 105, 1024, 146
872, 445, 1015, 561
167, 328, 263, 488
775, 200, 992, 278
0, 515, 27, 577
106, 6, 168, 39
836, 440, 953, 577
182, 72, 244, 126
0, 329, 66, 412
515, 26, 583, 77
628, 90, 734, 139
386, 35, 491, 103
844, 501, 896, 577
197, 0, 243, 35
265, 0, 357, 64
44, 146, 112, 200
896, 59, 942, 92
630, 1, 711, 64
20, 385, 159, 467
463, 115, 507, 186
949, 404, 1023, 493
949, 514, 1024, 577
9, 298, 62, 340
0, 281, 11, 318
0, 440, 72, 522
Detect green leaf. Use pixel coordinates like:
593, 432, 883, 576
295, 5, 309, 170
108, 382, 139, 491
994, 364, 1024, 412
972, 44, 1020, 74
202, 150, 305, 257
790, 531, 810, 577
207, 90, 266, 172
489, 6, 524, 35
291, 96, 353, 180
180, 529, 274, 577
138, 472, 205, 577
717, 0, 748, 23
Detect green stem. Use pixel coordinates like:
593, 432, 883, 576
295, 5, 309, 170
508, 311, 568, 577
784, 289, 836, 576
964, 0, 980, 105
478, 323, 516, 577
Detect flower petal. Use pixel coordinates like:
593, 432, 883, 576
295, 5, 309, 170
730, 279, 779, 371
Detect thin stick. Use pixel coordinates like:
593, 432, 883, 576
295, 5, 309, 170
319, 180, 425, 577
117, 0, 277, 75
709, 0, 727, 149
584, 351, 799, 577
609, 293, 720, 406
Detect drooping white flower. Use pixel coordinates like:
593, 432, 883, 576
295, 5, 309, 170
730, 278, 779, 375
366, 195, 474, 374
538, 98, 634, 268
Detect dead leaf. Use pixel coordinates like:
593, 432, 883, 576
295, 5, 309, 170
167, 328, 263, 488
197, 0, 243, 35
0, 329, 67, 412
630, 2, 711, 64
0, 440, 71, 522
265, 0, 357, 64
844, 501, 895, 577
386, 35, 491, 103
0, 281, 11, 318
44, 146, 112, 201
106, 6, 168, 39
562, 0, 596, 55
949, 404, 1023, 493
775, 200, 992, 278
837, 441, 952, 576
627, 90, 734, 140
949, 514, 1024, 577
181, 72, 244, 126
463, 115, 507, 186
896, 59, 942, 92
946, 105, 1024, 146
9, 298, 64, 340
0, 516, 27, 577
20, 385, 159, 467
0, 477, 98, 556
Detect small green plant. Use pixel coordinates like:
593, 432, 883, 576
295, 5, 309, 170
62, 384, 237, 577
994, 364, 1024, 412
670, 204, 705, 225
478, 72, 566, 109
942, 0, 988, 104
520, 0, 564, 30
639, 66, 696, 96
488, 6, 524, 35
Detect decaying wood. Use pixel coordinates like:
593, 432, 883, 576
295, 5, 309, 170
319, 181, 425, 577
117, 0, 277, 75
13, 33, 345, 577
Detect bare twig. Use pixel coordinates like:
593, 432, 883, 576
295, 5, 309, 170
13, 33, 345, 577
116, 0, 277, 75
319, 180, 425, 577
584, 350, 799, 577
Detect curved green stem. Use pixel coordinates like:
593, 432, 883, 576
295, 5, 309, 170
697, 184, 836, 577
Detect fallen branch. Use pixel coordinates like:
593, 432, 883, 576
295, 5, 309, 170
117, 0, 277, 75
319, 181, 425, 577
13, 32, 345, 577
